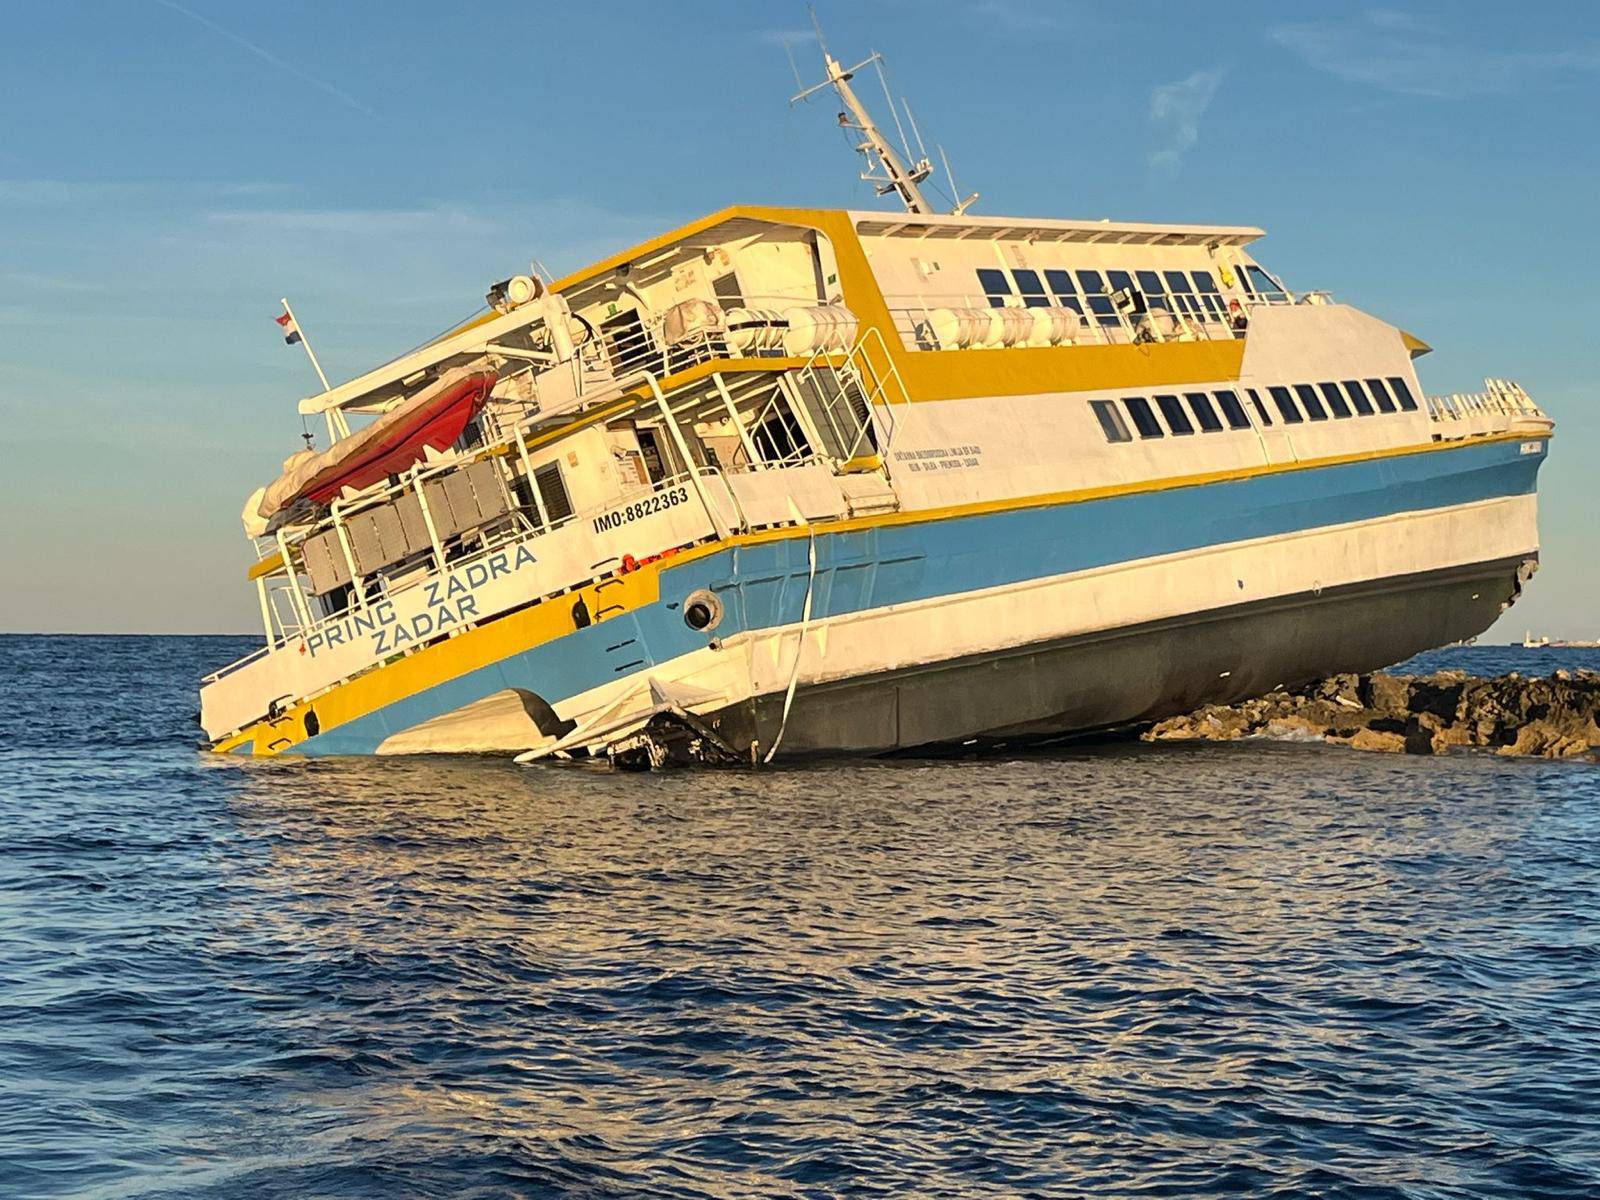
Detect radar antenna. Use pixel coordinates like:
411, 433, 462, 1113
790, 18, 940, 215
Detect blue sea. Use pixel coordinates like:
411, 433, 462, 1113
2, 635, 1598, 1199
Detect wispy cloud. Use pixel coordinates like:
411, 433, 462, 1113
1272, 10, 1600, 99
755, 28, 814, 48
969, 0, 1077, 35
1148, 68, 1226, 173
202, 204, 490, 237
151, 0, 379, 119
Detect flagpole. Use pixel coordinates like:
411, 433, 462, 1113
280, 297, 348, 442
280, 296, 331, 392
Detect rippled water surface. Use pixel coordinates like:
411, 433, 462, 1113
3, 635, 1598, 1199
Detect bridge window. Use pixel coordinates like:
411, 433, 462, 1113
1294, 383, 1328, 421
1387, 376, 1420, 411
1341, 379, 1376, 415
1192, 270, 1228, 322
976, 268, 1011, 307
1012, 269, 1050, 308
1247, 388, 1274, 426
1075, 270, 1121, 329
1186, 391, 1223, 432
1268, 385, 1304, 424
1214, 389, 1251, 429
1136, 270, 1169, 312
1365, 378, 1399, 413
1124, 396, 1164, 438
1318, 381, 1352, 418
1090, 399, 1132, 443
1244, 264, 1288, 302
1155, 394, 1195, 435
1044, 269, 1084, 314
1165, 271, 1203, 321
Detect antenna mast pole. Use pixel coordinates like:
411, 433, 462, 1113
792, 36, 934, 215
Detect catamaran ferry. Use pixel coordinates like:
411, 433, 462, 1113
200, 42, 1552, 764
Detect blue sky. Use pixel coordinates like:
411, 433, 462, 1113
1, 1, 1595, 638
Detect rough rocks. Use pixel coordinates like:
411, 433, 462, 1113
1143, 669, 1600, 760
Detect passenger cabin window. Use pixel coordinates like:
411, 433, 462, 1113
1268, 385, 1304, 424
1214, 389, 1251, 429
1365, 378, 1399, 413
1318, 381, 1352, 418
1044, 269, 1084, 314
1090, 399, 1132, 443
1244, 264, 1288, 302
1124, 396, 1164, 438
1387, 376, 1420, 411
1012, 269, 1050, 308
1247, 388, 1274, 426
976, 268, 1012, 308
1186, 391, 1223, 432
1294, 383, 1328, 421
1342, 379, 1376, 415
1155, 394, 1195, 435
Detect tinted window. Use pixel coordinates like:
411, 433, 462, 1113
1013, 269, 1049, 308
1269, 385, 1303, 424
1387, 376, 1420, 411
1319, 381, 1352, 418
976, 268, 1011, 308
1136, 270, 1168, 310
1192, 270, 1220, 294
1125, 397, 1164, 438
1342, 379, 1375, 415
1076, 270, 1120, 325
1044, 269, 1083, 313
1294, 383, 1328, 421
1247, 388, 1273, 426
1186, 391, 1223, 432
1365, 377, 1399, 413
1155, 393, 1194, 435
1245, 264, 1287, 301
1164, 271, 1195, 294
1090, 400, 1132, 443
1214, 389, 1251, 429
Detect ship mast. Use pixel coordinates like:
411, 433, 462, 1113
791, 35, 936, 215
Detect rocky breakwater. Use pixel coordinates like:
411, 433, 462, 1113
1144, 670, 1600, 760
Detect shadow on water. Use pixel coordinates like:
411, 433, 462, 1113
2, 636, 1598, 1198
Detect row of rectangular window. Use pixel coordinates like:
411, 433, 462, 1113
976, 264, 1285, 328
1089, 376, 1420, 443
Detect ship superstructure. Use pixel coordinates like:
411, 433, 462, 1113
199, 43, 1552, 763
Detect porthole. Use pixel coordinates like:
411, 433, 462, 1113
683, 589, 724, 633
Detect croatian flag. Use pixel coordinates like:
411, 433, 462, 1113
275, 309, 302, 345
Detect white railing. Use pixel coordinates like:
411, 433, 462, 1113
1426, 378, 1545, 424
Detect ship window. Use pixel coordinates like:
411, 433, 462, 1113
1214, 389, 1251, 429
1319, 381, 1352, 418
1247, 388, 1273, 426
1136, 270, 1169, 311
1387, 376, 1420, 411
1191, 270, 1228, 322
1044, 269, 1084, 314
976, 268, 1011, 307
1342, 379, 1376, 415
1124, 396, 1164, 438
1294, 383, 1328, 421
1090, 399, 1132, 443
1186, 391, 1223, 432
1012, 269, 1050, 308
1155, 393, 1195, 435
1244, 264, 1288, 302
1165, 271, 1203, 320
534, 462, 574, 526
1075, 270, 1120, 327
1268, 385, 1303, 424
1365, 377, 1399, 413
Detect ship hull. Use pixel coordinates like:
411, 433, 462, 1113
235, 435, 1543, 760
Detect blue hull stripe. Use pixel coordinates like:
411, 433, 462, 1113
295, 439, 1540, 755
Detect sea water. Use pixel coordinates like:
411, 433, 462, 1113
2, 635, 1597, 1198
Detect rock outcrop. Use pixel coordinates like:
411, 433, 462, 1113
1143, 670, 1600, 760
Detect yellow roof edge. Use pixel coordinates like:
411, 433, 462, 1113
1401, 329, 1432, 357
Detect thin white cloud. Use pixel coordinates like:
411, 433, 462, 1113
1148, 68, 1225, 173
1272, 11, 1600, 99
202, 204, 490, 237
151, 0, 379, 119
